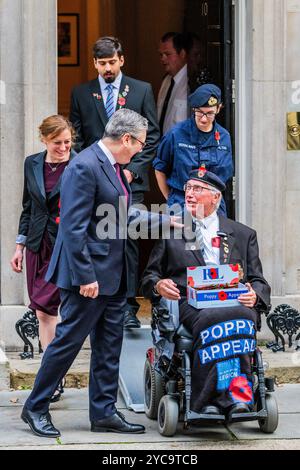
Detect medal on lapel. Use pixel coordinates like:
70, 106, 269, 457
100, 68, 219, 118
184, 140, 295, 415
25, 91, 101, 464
223, 239, 229, 263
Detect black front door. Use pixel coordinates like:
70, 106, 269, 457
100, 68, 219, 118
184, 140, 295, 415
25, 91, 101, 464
184, 0, 235, 217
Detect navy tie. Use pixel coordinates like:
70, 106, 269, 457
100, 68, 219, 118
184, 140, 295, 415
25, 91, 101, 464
105, 84, 115, 119
159, 78, 175, 134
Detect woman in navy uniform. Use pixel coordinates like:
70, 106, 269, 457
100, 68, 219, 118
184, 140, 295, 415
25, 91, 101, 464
153, 84, 233, 215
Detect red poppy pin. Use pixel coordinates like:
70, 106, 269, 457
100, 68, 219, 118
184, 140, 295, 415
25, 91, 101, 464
211, 236, 221, 248
230, 263, 239, 272
56, 198, 61, 225
93, 93, 102, 101
118, 85, 130, 108
118, 96, 126, 106
215, 130, 220, 145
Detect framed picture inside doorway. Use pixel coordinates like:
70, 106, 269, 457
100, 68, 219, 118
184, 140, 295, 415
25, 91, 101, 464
58, 14, 79, 66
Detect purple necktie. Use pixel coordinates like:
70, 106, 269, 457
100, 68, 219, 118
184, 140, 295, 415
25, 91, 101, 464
114, 163, 129, 206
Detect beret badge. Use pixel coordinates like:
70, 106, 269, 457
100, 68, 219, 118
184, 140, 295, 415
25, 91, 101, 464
208, 96, 218, 106
198, 165, 207, 178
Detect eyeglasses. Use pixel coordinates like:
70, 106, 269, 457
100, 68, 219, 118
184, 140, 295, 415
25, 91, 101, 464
183, 183, 215, 194
193, 109, 217, 120
130, 135, 146, 149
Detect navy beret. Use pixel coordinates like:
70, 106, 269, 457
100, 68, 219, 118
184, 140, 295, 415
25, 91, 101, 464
187, 167, 226, 192
189, 83, 222, 108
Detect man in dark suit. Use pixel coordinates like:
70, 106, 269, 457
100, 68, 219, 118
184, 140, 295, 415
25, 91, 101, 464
142, 168, 270, 417
21, 109, 161, 438
70, 37, 160, 328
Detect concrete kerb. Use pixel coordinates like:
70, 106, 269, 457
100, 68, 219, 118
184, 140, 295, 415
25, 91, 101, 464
0, 346, 10, 390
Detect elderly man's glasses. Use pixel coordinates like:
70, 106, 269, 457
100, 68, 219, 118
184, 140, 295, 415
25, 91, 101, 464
183, 183, 215, 194
193, 109, 217, 120
130, 135, 146, 149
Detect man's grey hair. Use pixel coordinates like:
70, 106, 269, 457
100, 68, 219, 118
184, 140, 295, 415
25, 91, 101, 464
214, 190, 222, 210
103, 109, 148, 140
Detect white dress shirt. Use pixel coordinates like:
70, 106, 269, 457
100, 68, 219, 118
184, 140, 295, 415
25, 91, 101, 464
98, 72, 123, 111
193, 211, 220, 265
98, 140, 116, 169
157, 64, 189, 134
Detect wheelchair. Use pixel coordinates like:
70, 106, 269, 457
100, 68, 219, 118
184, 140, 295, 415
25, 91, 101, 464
144, 300, 279, 437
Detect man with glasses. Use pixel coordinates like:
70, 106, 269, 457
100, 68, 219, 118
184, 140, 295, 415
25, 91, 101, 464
142, 168, 270, 419
153, 83, 233, 215
70, 37, 160, 329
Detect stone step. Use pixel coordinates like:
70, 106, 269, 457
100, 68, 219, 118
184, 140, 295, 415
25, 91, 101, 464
7, 297, 300, 389
0, 347, 10, 390
8, 345, 300, 390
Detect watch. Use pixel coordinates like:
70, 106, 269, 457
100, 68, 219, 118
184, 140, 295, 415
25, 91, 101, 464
130, 171, 143, 184
152, 283, 160, 297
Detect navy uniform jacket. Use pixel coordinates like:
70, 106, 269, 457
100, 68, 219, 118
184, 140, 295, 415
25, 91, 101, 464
153, 117, 233, 214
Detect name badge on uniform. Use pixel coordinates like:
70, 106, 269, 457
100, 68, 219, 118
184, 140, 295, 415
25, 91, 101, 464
218, 145, 228, 151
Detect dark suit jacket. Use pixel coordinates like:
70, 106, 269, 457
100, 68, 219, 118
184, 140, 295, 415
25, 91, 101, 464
69, 75, 160, 192
141, 215, 271, 313
45, 143, 168, 294
17, 150, 77, 252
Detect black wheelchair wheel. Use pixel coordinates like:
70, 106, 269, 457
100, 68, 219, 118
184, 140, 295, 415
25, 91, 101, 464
144, 358, 165, 419
258, 394, 279, 433
158, 395, 179, 437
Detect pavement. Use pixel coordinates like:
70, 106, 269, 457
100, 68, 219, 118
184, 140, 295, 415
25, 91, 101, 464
2, 298, 300, 450
1, 385, 300, 450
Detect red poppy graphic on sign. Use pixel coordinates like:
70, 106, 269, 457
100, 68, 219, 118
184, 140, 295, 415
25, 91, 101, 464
230, 277, 239, 286
210, 268, 218, 279
218, 291, 228, 301
187, 276, 195, 287
229, 376, 253, 403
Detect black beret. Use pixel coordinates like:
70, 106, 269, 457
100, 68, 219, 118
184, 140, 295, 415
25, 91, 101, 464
189, 83, 222, 108
187, 167, 226, 192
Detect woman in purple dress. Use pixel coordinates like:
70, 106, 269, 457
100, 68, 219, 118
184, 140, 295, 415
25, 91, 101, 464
11, 115, 76, 401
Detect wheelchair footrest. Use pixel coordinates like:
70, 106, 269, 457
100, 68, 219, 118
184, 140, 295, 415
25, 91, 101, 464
186, 410, 226, 423
229, 409, 267, 423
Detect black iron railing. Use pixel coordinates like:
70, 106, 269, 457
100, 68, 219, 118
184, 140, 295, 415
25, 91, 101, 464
15, 309, 42, 359
266, 304, 300, 352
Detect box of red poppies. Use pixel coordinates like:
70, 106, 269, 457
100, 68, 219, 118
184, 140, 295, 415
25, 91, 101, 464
187, 264, 248, 309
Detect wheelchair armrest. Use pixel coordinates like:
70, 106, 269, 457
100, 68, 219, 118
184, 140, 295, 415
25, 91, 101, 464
175, 324, 193, 339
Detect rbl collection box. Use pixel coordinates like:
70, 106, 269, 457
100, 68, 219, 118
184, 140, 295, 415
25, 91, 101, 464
187, 264, 248, 309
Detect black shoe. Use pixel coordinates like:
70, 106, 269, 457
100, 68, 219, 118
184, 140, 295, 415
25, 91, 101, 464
21, 407, 61, 438
50, 378, 66, 403
123, 310, 141, 329
91, 411, 145, 434
227, 402, 250, 419
200, 405, 222, 415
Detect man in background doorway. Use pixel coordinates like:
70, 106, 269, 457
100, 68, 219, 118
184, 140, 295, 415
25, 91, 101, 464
70, 36, 160, 329
157, 32, 189, 135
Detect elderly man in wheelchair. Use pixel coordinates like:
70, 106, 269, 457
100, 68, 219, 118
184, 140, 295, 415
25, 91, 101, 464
141, 168, 278, 436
